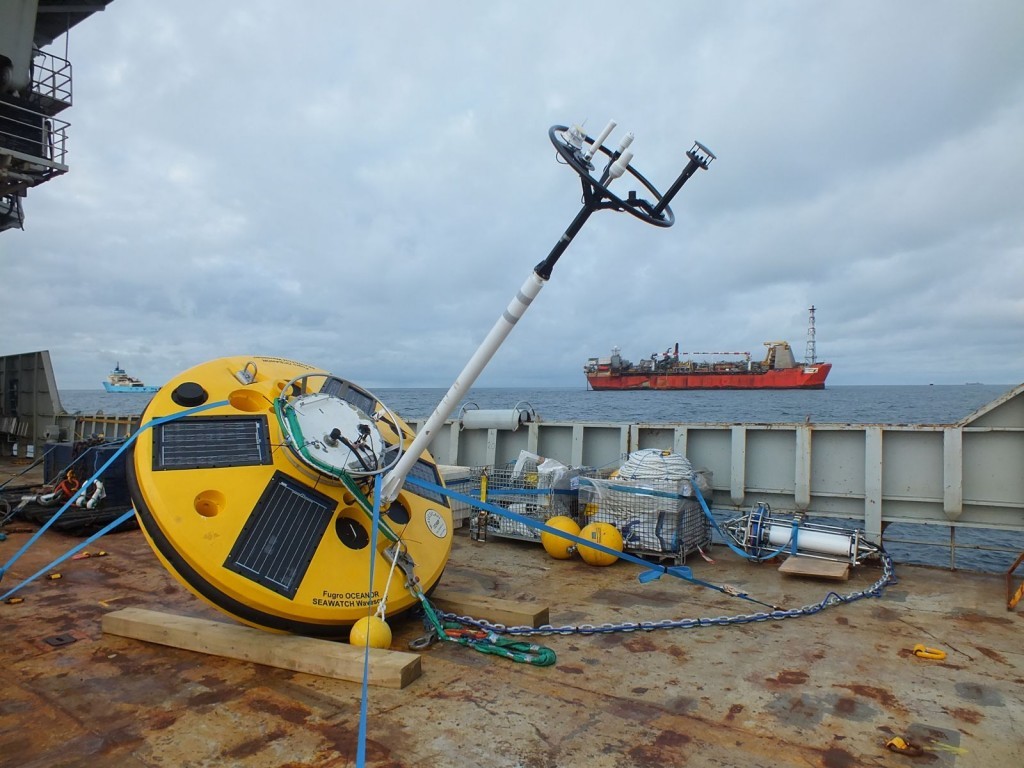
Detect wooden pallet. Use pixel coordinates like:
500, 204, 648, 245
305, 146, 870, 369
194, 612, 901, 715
431, 591, 549, 627
102, 607, 421, 689
778, 556, 850, 581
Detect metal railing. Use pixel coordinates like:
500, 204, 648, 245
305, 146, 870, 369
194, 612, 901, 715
30, 50, 73, 110
0, 50, 73, 194
63, 413, 139, 443
0, 99, 69, 191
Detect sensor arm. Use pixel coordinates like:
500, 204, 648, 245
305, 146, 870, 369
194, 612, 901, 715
379, 120, 713, 505
380, 270, 546, 504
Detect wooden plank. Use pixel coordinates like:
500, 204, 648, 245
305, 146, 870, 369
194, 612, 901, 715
101, 608, 420, 689
432, 592, 549, 627
778, 556, 850, 581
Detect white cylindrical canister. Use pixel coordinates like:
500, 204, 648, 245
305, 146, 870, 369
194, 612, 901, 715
461, 409, 526, 431
767, 524, 852, 558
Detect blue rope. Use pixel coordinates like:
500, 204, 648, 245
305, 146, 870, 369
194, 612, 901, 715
356, 473, 383, 768
691, 485, 792, 562
0, 400, 230, 585
0, 508, 136, 601
405, 475, 771, 604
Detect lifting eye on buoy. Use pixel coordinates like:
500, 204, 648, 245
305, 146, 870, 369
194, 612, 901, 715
234, 360, 259, 385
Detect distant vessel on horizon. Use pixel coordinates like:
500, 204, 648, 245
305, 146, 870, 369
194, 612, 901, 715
584, 342, 831, 390
584, 307, 831, 391
103, 363, 160, 393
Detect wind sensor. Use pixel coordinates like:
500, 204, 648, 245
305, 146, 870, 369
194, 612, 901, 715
380, 120, 715, 503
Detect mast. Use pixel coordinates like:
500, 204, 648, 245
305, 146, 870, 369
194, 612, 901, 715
804, 305, 817, 365
379, 121, 714, 504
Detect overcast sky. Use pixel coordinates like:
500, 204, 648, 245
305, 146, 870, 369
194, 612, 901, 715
3, 0, 1023, 390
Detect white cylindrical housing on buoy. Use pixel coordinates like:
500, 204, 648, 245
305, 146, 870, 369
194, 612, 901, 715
767, 524, 853, 558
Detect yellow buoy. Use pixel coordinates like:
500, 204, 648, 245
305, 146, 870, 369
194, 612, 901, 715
540, 515, 581, 559
577, 522, 623, 566
127, 355, 453, 638
350, 615, 393, 649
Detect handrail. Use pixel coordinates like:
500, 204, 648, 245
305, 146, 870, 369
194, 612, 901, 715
0, 99, 69, 170
30, 50, 73, 108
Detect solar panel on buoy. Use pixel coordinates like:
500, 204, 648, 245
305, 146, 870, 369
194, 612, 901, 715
152, 416, 272, 470
224, 472, 336, 599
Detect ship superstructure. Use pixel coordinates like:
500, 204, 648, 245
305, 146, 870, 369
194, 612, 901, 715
0, 0, 114, 231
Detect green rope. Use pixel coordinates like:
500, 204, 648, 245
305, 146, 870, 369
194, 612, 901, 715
442, 622, 557, 666
407, 585, 557, 663
412, 590, 556, 666
416, 590, 447, 636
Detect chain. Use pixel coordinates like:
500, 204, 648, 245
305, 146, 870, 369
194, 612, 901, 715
438, 553, 896, 637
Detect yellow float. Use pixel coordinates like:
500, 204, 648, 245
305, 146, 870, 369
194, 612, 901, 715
540, 515, 581, 559
126, 355, 452, 637
349, 615, 393, 649
577, 522, 623, 566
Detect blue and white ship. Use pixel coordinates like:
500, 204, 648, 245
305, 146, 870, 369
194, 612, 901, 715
103, 363, 160, 393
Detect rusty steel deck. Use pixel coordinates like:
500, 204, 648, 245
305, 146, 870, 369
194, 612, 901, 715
1, 511, 1021, 768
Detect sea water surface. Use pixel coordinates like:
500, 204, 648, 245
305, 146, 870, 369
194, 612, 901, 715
59, 384, 1013, 424
58, 384, 1023, 573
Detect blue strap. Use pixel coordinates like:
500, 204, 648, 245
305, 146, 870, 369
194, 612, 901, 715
0, 400, 229, 583
401, 475, 783, 597
691, 484, 791, 562
409, 476, 784, 610
356, 473, 383, 768
0, 508, 136, 601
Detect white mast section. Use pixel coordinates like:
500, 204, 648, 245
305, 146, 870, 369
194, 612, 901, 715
380, 272, 545, 503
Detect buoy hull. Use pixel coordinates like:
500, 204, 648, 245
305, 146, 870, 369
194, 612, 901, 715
127, 355, 453, 636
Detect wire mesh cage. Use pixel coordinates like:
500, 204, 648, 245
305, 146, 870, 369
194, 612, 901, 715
440, 465, 487, 527
467, 454, 581, 542
577, 471, 713, 563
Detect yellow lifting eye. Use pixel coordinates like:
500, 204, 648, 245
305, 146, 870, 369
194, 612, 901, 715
911, 643, 946, 660
886, 737, 924, 756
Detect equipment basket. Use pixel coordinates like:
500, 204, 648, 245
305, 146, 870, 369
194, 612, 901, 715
577, 472, 713, 564
468, 456, 581, 543
439, 465, 488, 527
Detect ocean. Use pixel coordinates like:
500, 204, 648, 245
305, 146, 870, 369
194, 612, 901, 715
59, 383, 1014, 424
57, 384, 1023, 574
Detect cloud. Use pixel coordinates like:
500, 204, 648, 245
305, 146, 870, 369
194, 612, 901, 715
3, 0, 1023, 390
